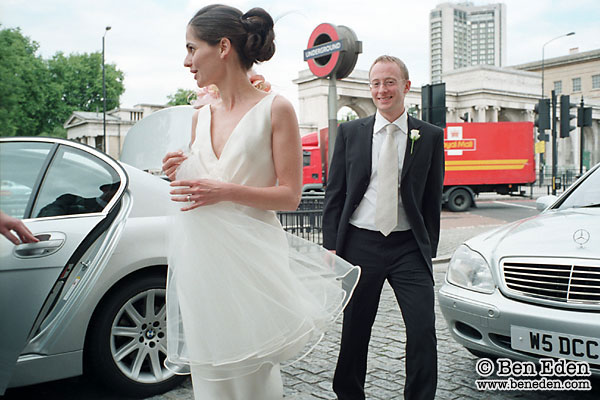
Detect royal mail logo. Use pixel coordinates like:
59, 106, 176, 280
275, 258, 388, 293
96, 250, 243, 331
444, 139, 476, 151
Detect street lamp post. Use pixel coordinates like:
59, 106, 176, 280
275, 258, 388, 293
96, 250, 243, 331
539, 31, 574, 185
102, 26, 112, 154
541, 32, 575, 99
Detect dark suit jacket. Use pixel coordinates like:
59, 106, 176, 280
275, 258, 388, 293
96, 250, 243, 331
322, 114, 445, 278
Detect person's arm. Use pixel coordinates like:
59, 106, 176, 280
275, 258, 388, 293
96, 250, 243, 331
422, 128, 445, 258
322, 123, 348, 251
0, 211, 39, 245
170, 95, 302, 212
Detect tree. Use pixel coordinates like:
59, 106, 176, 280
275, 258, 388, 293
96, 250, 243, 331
46, 52, 125, 136
0, 26, 125, 138
337, 106, 358, 123
0, 26, 51, 137
167, 88, 195, 106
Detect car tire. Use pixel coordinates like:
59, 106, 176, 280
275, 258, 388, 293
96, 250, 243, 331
448, 188, 472, 212
85, 273, 186, 398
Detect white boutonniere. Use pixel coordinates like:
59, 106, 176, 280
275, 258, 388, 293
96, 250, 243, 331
410, 129, 421, 154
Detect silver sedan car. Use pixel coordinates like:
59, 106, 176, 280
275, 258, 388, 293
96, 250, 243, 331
0, 108, 193, 398
439, 163, 600, 375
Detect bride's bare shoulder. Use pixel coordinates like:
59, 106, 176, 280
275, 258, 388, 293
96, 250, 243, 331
271, 95, 296, 121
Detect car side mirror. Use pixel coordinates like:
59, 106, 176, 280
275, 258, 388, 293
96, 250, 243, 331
536, 195, 558, 211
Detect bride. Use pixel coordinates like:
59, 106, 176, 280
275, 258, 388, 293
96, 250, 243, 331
162, 5, 360, 399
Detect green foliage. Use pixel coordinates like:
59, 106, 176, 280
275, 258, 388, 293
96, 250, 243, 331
47, 52, 124, 131
337, 106, 358, 124
167, 88, 195, 106
0, 27, 49, 136
0, 25, 125, 137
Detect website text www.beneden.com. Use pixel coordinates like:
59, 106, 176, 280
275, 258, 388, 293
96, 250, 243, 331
475, 358, 593, 392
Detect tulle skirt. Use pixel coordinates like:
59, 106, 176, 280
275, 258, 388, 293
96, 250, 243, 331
164, 188, 360, 381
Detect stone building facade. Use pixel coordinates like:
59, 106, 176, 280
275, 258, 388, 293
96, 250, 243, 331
64, 104, 165, 160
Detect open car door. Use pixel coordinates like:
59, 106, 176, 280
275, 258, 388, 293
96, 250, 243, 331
0, 138, 130, 394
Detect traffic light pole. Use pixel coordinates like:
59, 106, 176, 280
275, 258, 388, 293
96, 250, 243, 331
551, 90, 557, 196
534, 99, 550, 187
579, 97, 584, 176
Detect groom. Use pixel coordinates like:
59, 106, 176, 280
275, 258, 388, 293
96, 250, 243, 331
323, 55, 444, 400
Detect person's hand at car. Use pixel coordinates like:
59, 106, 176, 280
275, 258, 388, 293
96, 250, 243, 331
162, 151, 188, 181
0, 211, 39, 245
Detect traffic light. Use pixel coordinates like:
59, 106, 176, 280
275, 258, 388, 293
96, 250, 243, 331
537, 131, 549, 142
560, 95, 577, 138
534, 99, 550, 141
421, 83, 446, 128
578, 106, 592, 127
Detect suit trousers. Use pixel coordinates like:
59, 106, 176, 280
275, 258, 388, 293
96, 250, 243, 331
333, 225, 437, 400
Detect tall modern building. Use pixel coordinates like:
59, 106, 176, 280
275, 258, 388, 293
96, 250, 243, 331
430, 2, 507, 83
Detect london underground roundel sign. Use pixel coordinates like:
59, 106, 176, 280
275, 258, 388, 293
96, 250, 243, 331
304, 23, 362, 79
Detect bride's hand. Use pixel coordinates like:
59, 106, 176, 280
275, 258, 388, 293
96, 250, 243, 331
169, 179, 231, 211
162, 151, 187, 181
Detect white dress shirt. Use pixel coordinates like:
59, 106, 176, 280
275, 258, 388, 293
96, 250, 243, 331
349, 109, 411, 232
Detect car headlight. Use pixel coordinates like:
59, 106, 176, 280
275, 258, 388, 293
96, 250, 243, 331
446, 245, 495, 294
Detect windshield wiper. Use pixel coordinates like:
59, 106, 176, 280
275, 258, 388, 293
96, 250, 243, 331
582, 203, 600, 208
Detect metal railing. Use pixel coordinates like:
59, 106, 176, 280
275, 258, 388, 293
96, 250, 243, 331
539, 168, 583, 194
277, 194, 324, 245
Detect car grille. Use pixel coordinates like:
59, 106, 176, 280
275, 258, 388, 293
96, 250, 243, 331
501, 258, 600, 306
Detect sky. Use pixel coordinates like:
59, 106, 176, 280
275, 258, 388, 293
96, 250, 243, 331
2, 0, 600, 111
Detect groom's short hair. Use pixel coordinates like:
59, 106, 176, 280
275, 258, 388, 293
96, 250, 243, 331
369, 55, 409, 81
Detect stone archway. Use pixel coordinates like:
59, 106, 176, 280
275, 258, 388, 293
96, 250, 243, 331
337, 98, 373, 119
294, 68, 425, 135
293, 69, 375, 135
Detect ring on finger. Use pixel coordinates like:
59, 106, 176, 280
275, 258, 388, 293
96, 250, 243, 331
187, 194, 192, 202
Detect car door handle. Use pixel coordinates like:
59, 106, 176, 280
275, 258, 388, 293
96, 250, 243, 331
14, 232, 66, 258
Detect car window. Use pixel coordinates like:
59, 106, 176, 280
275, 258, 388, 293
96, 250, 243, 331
0, 142, 53, 218
555, 166, 600, 210
33, 145, 121, 218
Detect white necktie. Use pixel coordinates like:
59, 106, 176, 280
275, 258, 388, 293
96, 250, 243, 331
375, 124, 399, 236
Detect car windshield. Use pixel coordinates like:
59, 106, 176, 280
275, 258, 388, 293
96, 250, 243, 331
554, 165, 600, 210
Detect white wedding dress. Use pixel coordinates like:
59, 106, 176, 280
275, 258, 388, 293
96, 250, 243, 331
165, 94, 360, 399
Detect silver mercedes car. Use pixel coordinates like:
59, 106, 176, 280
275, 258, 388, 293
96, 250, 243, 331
0, 107, 194, 397
439, 163, 600, 375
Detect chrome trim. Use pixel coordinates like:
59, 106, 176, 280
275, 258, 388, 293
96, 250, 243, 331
500, 257, 600, 310
23, 192, 134, 352
16, 354, 45, 362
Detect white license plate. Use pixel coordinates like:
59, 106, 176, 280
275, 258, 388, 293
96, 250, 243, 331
511, 326, 600, 364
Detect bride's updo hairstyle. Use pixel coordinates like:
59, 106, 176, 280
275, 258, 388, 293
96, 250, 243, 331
188, 4, 275, 70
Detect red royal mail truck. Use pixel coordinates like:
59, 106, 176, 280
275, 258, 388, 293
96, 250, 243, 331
301, 122, 536, 211
442, 122, 536, 211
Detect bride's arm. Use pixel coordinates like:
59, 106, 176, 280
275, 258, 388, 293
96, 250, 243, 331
170, 96, 302, 211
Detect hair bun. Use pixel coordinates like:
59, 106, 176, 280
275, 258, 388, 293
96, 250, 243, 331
188, 5, 275, 70
241, 8, 275, 63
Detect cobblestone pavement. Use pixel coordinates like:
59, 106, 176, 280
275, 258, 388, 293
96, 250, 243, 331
151, 212, 599, 400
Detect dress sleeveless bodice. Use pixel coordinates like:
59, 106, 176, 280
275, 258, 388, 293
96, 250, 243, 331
189, 94, 278, 224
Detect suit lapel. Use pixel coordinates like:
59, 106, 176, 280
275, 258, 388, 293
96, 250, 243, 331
359, 115, 375, 179
401, 116, 418, 180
